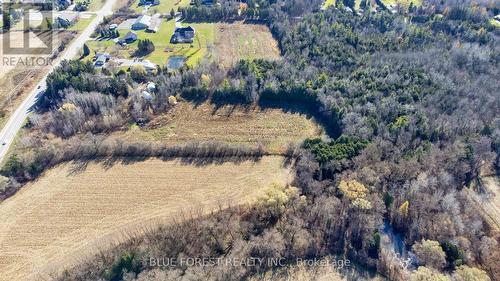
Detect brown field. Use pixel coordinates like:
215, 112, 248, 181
0, 156, 291, 281
214, 23, 281, 67
113, 102, 322, 153
0, 30, 70, 128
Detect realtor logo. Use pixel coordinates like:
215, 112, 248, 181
2, 1, 54, 55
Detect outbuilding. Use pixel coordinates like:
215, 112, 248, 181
122, 31, 138, 44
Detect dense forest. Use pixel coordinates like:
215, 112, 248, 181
0, 0, 499, 280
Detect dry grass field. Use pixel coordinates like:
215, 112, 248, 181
0, 156, 291, 281
113, 102, 322, 153
480, 177, 500, 232
465, 176, 500, 233
0, 30, 71, 128
214, 23, 281, 67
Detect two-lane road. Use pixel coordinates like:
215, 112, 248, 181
0, 0, 118, 162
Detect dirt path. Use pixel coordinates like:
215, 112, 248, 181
0, 156, 291, 281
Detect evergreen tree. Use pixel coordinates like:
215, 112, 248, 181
82, 43, 90, 57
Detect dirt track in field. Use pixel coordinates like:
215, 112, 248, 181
0, 156, 291, 281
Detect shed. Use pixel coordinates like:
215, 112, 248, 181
147, 82, 156, 92
122, 31, 138, 43
139, 0, 160, 6
142, 91, 153, 101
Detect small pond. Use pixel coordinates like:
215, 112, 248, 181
167, 56, 185, 70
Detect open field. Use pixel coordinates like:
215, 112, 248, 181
214, 23, 281, 67
113, 102, 322, 153
0, 30, 66, 128
0, 156, 291, 281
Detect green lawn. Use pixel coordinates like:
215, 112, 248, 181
132, 0, 191, 14
69, 15, 96, 32
321, 0, 335, 10
136, 20, 215, 66
83, 19, 216, 67
491, 18, 500, 28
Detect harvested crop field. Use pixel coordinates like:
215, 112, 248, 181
0, 156, 291, 281
114, 102, 322, 153
214, 23, 281, 67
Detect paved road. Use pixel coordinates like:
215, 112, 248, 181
0, 0, 118, 162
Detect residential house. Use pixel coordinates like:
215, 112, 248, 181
170, 26, 195, 43
201, 0, 215, 5
58, 0, 71, 8
132, 15, 151, 30
94, 53, 110, 67
146, 16, 161, 33
147, 82, 156, 92
121, 31, 138, 44
56, 12, 78, 28
139, 0, 160, 6
141, 91, 153, 101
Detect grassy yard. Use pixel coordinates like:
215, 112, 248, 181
84, 19, 215, 66
321, 0, 335, 10
132, 0, 191, 14
68, 15, 96, 32
113, 102, 322, 153
491, 18, 500, 28
137, 20, 215, 66
84, 21, 282, 68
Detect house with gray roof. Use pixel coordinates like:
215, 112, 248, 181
170, 26, 195, 43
